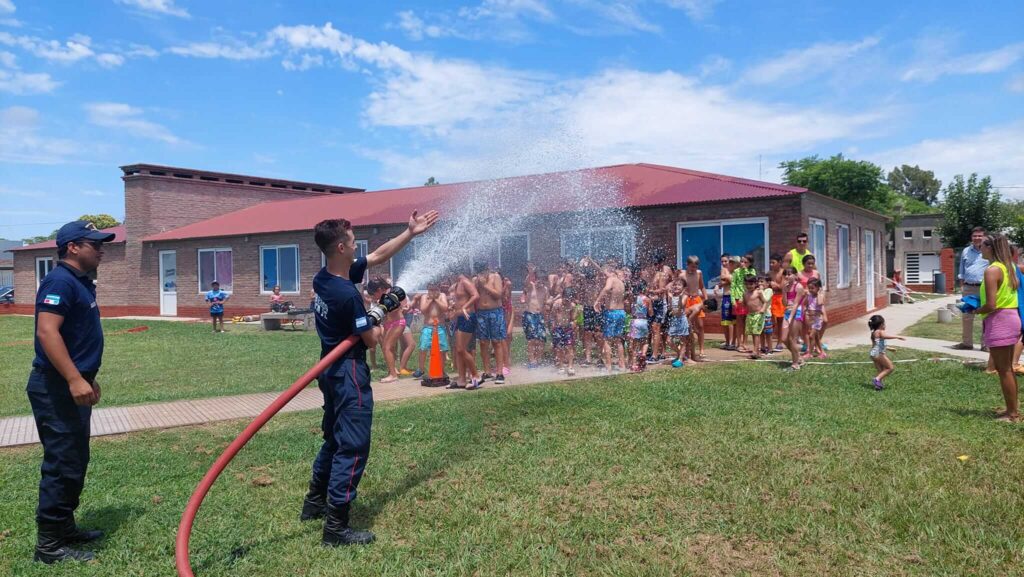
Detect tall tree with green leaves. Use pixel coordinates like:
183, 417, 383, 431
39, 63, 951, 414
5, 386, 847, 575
938, 174, 1002, 248
887, 164, 942, 206
779, 154, 891, 215
23, 213, 121, 244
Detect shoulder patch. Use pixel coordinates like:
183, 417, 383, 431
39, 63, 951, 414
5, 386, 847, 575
43, 294, 61, 305
355, 316, 368, 328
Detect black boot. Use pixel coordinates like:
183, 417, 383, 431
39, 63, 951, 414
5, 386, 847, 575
34, 521, 95, 564
300, 481, 327, 521
322, 504, 375, 546
63, 517, 104, 543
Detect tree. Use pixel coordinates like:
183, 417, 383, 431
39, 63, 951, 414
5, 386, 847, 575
779, 154, 891, 215
887, 164, 942, 206
22, 213, 121, 245
423, 177, 439, 186
938, 174, 1002, 248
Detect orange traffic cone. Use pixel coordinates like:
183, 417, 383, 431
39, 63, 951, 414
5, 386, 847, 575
421, 319, 450, 387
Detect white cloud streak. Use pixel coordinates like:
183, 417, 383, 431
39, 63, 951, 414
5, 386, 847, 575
902, 41, 1024, 82
114, 0, 189, 19
0, 69, 59, 94
0, 106, 79, 163
0, 0, 14, 15
742, 37, 881, 85
84, 102, 184, 144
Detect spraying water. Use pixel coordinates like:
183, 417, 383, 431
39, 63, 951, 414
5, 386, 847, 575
395, 153, 645, 292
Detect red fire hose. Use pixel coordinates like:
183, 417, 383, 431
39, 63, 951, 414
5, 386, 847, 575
175, 333, 361, 577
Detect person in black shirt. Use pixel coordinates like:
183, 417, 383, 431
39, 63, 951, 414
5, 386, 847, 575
302, 210, 438, 547
28, 221, 115, 564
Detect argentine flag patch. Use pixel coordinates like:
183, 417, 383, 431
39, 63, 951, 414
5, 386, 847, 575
355, 316, 368, 328
43, 294, 61, 306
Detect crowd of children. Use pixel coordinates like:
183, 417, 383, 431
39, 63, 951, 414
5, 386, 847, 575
358, 239, 850, 388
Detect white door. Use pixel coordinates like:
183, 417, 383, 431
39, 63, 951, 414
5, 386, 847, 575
159, 250, 177, 316
864, 231, 875, 311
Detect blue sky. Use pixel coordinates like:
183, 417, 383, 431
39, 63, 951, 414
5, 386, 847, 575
2, 0, 1023, 240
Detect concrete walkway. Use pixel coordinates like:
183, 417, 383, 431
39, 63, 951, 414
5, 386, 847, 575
1, 295, 986, 448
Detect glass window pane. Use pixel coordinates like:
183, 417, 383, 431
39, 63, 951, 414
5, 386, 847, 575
680, 225, 722, 288
561, 231, 589, 262
591, 229, 622, 263
279, 246, 298, 292
500, 235, 529, 291
723, 222, 766, 274
216, 250, 233, 291
262, 247, 277, 292
161, 253, 176, 293
199, 251, 215, 290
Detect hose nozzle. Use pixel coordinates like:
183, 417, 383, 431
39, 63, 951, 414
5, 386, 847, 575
366, 286, 406, 326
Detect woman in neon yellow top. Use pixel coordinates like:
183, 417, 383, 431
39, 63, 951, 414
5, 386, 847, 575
975, 234, 1021, 422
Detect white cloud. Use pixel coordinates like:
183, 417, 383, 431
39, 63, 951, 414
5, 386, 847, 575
167, 41, 272, 60
870, 121, 1024, 196
0, 106, 79, 164
115, 0, 189, 19
0, 31, 95, 63
0, 49, 14, 68
0, 69, 59, 94
393, 1, 554, 42
902, 41, 1024, 82
569, 1, 661, 34
742, 37, 880, 85
0, 0, 13, 15
699, 54, 730, 77
84, 102, 185, 144
281, 53, 323, 71
395, 10, 451, 41
1009, 74, 1024, 93
125, 43, 158, 58
82, 189, 106, 197
96, 53, 125, 68
660, 0, 719, 20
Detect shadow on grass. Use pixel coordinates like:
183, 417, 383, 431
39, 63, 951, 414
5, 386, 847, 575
78, 504, 145, 548
950, 407, 1001, 420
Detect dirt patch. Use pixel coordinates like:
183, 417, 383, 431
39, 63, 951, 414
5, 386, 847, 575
687, 533, 781, 577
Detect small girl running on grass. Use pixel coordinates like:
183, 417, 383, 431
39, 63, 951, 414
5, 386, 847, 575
868, 315, 905, 391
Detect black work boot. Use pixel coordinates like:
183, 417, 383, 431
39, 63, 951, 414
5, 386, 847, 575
300, 481, 327, 521
322, 504, 375, 546
63, 517, 104, 543
34, 521, 95, 564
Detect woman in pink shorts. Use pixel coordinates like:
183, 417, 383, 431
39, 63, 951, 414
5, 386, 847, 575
976, 234, 1021, 422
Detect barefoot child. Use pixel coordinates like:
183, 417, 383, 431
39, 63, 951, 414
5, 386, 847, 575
667, 281, 693, 367
523, 276, 549, 369
743, 276, 766, 359
718, 254, 736, 350
868, 315, 905, 391
412, 284, 449, 378
204, 280, 230, 333
734, 254, 757, 353
769, 254, 786, 351
781, 267, 806, 371
804, 278, 826, 359
682, 256, 707, 359
551, 289, 577, 376
628, 282, 652, 372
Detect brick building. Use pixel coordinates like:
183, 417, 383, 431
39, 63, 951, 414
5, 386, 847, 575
9, 163, 888, 327
892, 213, 954, 293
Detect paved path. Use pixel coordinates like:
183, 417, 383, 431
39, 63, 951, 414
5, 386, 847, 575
2, 295, 985, 448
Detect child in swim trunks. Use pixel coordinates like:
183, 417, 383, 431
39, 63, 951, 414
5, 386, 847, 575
629, 284, 652, 372
682, 255, 706, 360
552, 290, 577, 376
743, 275, 766, 359
869, 314, 905, 391
760, 276, 774, 355
667, 281, 693, 367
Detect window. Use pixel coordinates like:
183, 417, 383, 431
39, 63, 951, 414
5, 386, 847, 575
856, 226, 862, 286
922, 229, 933, 239
321, 240, 368, 268
260, 245, 299, 293
676, 218, 769, 288
35, 257, 54, 289
808, 218, 827, 287
198, 248, 232, 292
903, 230, 913, 239
905, 253, 940, 284
837, 224, 850, 288
560, 227, 636, 267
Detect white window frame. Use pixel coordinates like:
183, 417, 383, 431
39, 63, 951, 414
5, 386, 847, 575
674, 217, 770, 272
35, 256, 55, 289
922, 229, 933, 239
856, 226, 862, 287
809, 218, 827, 288
559, 226, 637, 265
260, 244, 300, 294
837, 224, 851, 289
322, 240, 368, 268
197, 248, 233, 294
903, 230, 913, 239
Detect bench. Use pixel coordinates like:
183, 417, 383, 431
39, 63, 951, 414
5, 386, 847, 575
261, 310, 314, 331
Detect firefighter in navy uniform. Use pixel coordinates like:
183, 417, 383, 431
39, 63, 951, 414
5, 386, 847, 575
301, 210, 438, 546
28, 221, 115, 564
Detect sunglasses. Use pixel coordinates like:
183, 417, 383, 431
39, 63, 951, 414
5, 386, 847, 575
797, 240, 808, 244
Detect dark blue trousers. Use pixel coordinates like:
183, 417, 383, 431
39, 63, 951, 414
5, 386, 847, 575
311, 359, 373, 507
26, 368, 94, 524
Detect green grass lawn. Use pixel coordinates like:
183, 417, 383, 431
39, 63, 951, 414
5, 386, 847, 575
2, 346, 1023, 576
0, 316, 529, 417
902, 310, 982, 344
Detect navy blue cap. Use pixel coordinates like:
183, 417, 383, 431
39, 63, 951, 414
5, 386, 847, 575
56, 221, 117, 247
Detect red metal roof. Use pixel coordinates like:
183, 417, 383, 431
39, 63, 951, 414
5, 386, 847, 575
142, 164, 809, 242
12, 226, 126, 251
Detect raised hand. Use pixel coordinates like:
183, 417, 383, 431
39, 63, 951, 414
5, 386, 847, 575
408, 210, 440, 236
